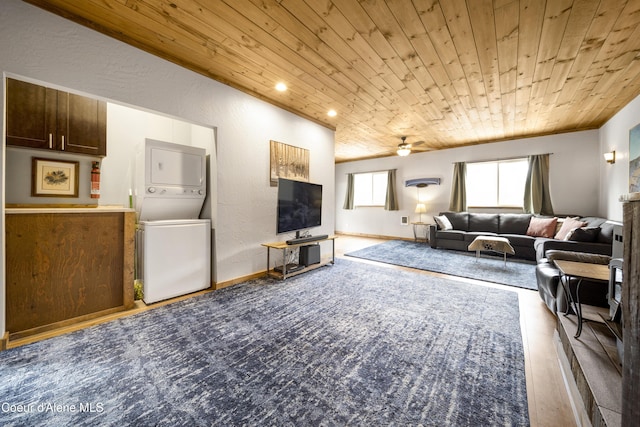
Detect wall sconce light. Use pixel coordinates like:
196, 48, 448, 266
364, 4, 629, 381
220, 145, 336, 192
415, 203, 427, 223
604, 151, 616, 164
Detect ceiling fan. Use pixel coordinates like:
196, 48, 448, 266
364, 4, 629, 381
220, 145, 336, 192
396, 136, 427, 156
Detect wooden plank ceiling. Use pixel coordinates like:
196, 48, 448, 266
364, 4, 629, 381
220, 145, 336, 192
24, 0, 640, 162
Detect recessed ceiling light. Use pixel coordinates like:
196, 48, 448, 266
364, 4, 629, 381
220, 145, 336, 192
275, 82, 287, 92
328, 109, 337, 117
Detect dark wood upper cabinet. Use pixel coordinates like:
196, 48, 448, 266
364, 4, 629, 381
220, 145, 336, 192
6, 78, 57, 150
58, 91, 107, 156
6, 78, 107, 156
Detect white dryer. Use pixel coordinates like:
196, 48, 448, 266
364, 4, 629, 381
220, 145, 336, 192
135, 139, 211, 304
134, 138, 207, 221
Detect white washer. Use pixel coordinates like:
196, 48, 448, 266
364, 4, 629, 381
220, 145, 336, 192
137, 219, 211, 304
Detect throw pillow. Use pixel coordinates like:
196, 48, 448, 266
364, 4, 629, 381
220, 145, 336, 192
554, 216, 580, 235
526, 217, 558, 238
434, 215, 453, 230
567, 226, 600, 242
555, 217, 587, 240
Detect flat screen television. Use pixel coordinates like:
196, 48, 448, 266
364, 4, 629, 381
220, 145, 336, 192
277, 178, 322, 236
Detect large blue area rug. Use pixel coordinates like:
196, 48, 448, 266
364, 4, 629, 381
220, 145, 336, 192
346, 240, 538, 290
0, 259, 529, 426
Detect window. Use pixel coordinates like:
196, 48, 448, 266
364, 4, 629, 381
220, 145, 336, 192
354, 171, 388, 206
466, 158, 528, 207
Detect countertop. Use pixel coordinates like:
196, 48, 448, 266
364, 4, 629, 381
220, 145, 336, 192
5, 206, 135, 214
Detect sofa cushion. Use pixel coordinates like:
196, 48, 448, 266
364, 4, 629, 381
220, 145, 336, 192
536, 260, 564, 313
555, 217, 587, 240
463, 231, 499, 244
527, 217, 558, 238
534, 238, 612, 261
501, 233, 536, 247
580, 217, 606, 228
567, 227, 600, 242
594, 220, 618, 244
434, 215, 453, 230
554, 216, 576, 235
499, 214, 532, 234
469, 213, 499, 233
443, 212, 469, 231
436, 230, 466, 241
546, 249, 611, 265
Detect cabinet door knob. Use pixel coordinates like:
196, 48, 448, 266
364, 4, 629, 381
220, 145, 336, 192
61, 135, 65, 151
49, 133, 53, 149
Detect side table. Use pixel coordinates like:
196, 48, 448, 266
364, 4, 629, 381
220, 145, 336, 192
554, 260, 610, 338
411, 222, 429, 242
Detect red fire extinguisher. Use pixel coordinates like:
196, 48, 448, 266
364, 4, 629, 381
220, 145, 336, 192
91, 161, 100, 199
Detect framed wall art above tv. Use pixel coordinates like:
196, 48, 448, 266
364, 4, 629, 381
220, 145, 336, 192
269, 140, 309, 186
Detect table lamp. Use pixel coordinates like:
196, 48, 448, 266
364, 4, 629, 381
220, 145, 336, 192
415, 203, 427, 223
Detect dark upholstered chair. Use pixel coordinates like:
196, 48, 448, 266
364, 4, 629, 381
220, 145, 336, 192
536, 250, 611, 314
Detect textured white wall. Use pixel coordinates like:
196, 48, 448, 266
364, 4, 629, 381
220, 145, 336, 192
0, 0, 335, 334
336, 130, 601, 238
598, 94, 640, 221
103, 103, 217, 216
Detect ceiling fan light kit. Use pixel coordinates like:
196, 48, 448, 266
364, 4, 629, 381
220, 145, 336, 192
397, 145, 411, 156
397, 136, 411, 156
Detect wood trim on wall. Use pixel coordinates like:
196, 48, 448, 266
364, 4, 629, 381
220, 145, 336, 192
622, 201, 640, 425
335, 231, 410, 241
214, 271, 265, 290
123, 211, 136, 309
0, 332, 8, 351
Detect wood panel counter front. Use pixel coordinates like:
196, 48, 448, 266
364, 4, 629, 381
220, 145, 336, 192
5, 209, 135, 338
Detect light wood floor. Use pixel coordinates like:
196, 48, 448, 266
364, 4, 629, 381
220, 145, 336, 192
6, 234, 576, 427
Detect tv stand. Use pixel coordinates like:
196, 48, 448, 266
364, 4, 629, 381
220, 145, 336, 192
262, 235, 337, 279
273, 263, 305, 274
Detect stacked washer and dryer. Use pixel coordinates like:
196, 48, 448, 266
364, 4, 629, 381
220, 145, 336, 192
135, 139, 211, 304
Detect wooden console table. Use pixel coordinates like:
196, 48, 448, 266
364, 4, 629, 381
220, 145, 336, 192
5, 208, 135, 339
262, 235, 337, 279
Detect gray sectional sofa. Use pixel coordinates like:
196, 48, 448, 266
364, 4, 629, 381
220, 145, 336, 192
428, 211, 620, 261
429, 211, 623, 316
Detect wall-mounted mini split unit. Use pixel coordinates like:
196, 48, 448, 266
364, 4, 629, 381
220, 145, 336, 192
405, 178, 441, 187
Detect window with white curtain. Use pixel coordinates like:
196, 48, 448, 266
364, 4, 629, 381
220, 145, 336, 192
466, 158, 528, 208
353, 171, 388, 207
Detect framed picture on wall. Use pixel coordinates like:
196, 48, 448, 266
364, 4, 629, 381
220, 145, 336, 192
31, 157, 79, 197
269, 140, 309, 186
